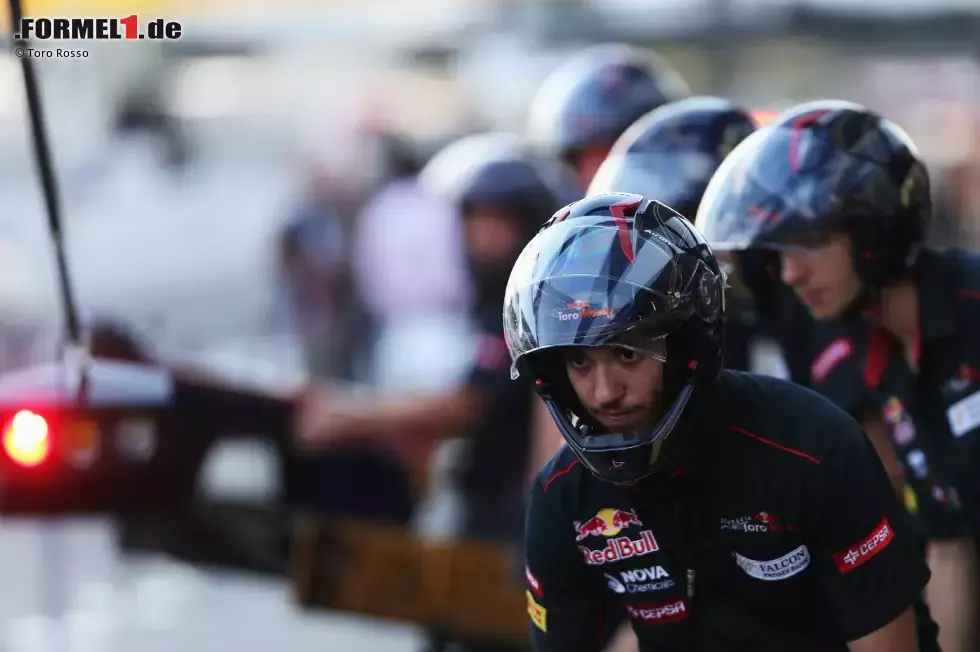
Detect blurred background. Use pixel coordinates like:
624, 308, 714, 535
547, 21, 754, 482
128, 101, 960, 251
0, 0, 979, 649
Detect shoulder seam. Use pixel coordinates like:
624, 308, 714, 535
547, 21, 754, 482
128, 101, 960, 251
543, 459, 580, 492
729, 425, 821, 465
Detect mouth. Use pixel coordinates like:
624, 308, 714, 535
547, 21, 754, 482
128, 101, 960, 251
799, 288, 825, 307
594, 409, 644, 429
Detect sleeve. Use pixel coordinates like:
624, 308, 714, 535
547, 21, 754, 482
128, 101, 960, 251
804, 409, 930, 642
524, 477, 615, 652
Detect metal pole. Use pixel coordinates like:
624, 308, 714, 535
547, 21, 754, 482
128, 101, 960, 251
8, 0, 81, 641
7, 0, 84, 349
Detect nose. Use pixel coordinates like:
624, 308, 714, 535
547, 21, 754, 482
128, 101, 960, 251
591, 363, 625, 407
779, 250, 808, 287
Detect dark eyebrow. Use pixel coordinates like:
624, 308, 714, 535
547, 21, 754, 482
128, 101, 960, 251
562, 347, 587, 359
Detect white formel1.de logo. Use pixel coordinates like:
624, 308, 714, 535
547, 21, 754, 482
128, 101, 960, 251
14, 16, 182, 40
833, 518, 894, 574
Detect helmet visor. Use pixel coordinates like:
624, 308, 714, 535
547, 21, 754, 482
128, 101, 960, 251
504, 220, 722, 373
696, 124, 887, 251
588, 150, 718, 216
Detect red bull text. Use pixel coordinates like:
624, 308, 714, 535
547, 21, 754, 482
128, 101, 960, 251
579, 530, 659, 566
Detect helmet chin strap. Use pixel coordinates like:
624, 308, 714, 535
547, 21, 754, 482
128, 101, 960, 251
559, 382, 694, 460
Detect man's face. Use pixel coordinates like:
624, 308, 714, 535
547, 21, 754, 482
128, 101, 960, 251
778, 232, 862, 320
563, 344, 664, 433
567, 142, 613, 191
464, 204, 522, 266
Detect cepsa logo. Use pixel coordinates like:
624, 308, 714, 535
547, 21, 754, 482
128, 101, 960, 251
14, 15, 182, 41
625, 598, 690, 625
554, 300, 615, 322
833, 518, 894, 574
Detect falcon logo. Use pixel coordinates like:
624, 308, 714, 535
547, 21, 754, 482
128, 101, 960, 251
734, 545, 810, 581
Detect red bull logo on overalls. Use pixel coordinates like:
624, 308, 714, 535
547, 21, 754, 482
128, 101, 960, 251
573, 508, 644, 541
573, 508, 658, 566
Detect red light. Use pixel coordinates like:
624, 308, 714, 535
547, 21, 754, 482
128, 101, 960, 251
2, 410, 50, 467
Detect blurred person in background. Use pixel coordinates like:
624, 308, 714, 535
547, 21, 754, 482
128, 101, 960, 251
279, 156, 415, 526
296, 133, 623, 652
112, 76, 190, 172
350, 129, 473, 395
526, 43, 690, 193
928, 166, 963, 248
695, 100, 980, 652
278, 162, 367, 383
932, 161, 980, 250
297, 132, 548, 533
